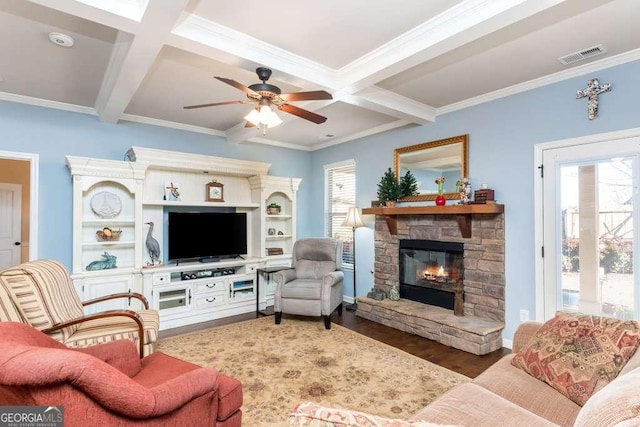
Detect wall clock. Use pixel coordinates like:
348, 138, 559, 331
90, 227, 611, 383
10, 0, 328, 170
206, 180, 224, 202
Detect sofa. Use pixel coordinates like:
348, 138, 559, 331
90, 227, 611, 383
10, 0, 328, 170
290, 312, 640, 426
0, 322, 243, 426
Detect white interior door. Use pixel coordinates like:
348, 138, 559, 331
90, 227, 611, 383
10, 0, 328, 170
0, 183, 22, 268
541, 136, 640, 320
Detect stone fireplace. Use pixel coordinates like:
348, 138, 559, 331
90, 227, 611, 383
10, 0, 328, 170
358, 206, 505, 355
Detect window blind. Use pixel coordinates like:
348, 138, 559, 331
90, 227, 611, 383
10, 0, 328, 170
325, 161, 356, 265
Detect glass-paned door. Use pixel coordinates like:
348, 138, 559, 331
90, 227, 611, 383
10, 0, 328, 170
542, 137, 640, 320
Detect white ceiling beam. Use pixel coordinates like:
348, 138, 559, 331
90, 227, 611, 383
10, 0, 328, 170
341, 87, 436, 124
171, 14, 341, 90
94, 0, 188, 123
337, 0, 570, 92
26, 0, 139, 33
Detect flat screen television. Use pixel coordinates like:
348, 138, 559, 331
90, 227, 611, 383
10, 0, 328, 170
168, 212, 247, 262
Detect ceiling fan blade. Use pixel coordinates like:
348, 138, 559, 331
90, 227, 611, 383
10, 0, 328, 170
183, 100, 250, 109
279, 104, 327, 124
244, 121, 256, 128
214, 76, 260, 96
279, 90, 333, 102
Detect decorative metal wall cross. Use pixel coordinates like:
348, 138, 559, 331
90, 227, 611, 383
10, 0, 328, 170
576, 78, 611, 120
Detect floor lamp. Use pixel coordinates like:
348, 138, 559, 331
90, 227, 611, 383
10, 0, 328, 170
342, 207, 364, 311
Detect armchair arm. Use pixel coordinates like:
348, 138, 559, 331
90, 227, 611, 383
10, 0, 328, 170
42, 309, 145, 358
273, 269, 296, 286
512, 321, 543, 353
83, 292, 149, 309
0, 346, 220, 419
73, 340, 142, 377
322, 271, 344, 288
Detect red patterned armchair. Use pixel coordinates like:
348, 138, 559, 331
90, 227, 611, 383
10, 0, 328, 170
0, 322, 243, 426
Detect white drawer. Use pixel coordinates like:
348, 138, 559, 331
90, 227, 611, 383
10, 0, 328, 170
194, 293, 226, 311
153, 273, 170, 285
193, 280, 227, 295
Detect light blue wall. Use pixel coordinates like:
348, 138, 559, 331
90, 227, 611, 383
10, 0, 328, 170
310, 59, 640, 340
0, 102, 313, 267
2, 59, 639, 342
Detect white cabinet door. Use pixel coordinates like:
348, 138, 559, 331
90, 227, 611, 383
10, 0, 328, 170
83, 274, 133, 314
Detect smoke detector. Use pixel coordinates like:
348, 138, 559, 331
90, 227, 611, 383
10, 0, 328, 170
49, 32, 74, 47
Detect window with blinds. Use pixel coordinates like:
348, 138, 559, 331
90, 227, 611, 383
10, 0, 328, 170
325, 160, 356, 266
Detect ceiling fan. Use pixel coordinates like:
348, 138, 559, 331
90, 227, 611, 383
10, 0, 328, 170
184, 67, 333, 129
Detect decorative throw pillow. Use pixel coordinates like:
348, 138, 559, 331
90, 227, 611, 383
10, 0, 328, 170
289, 402, 459, 427
511, 311, 640, 406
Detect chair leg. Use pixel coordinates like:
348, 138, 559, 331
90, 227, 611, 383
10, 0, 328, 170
275, 312, 282, 324
337, 302, 343, 315
323, 315, 331, 329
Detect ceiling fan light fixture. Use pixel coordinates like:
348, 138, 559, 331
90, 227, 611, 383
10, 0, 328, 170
259, 105, 282, 128
243, 99, 283, 129
243, 108, 261, 127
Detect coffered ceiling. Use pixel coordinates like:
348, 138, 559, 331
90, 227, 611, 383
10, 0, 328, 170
0, 0, 638, 150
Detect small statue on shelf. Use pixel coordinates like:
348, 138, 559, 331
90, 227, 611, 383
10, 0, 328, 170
456, 177, 471, 205
86, 252, 117, 271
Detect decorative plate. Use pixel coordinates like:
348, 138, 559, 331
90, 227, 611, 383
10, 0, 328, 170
90, 191, 122, 218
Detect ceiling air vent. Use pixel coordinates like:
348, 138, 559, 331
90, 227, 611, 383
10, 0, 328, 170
558, 44, 606, 65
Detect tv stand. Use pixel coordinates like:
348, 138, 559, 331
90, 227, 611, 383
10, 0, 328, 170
199, 256, 220, 263
142, 258, 261, 330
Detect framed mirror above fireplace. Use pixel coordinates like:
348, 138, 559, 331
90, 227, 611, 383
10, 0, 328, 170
394, 134, 468, 202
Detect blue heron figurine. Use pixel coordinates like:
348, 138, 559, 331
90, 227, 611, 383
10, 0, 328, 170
145, 221, 161, 265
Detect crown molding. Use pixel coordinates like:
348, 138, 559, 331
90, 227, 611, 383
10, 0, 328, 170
437, 48, 640, 116
243, 136, 314, 152
0, 92, 96, 116
66, 155, 149, 181
126, 146, 271, 176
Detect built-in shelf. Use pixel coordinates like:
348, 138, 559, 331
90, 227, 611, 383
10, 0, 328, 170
266, 235, 292, 240
83, 220, 135, 226
362, 203, 504, 238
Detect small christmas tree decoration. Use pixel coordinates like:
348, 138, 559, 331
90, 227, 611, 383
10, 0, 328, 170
377, 168, 401, 205
399, 170, 419, 199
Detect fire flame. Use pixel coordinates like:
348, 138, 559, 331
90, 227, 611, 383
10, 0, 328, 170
422, 266, 448, 280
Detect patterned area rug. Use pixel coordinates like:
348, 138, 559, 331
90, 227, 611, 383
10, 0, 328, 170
156, 316, 469, 426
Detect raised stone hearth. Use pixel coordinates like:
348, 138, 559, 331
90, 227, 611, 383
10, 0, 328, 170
357, 297, 504, 355
358, 207, 506, 354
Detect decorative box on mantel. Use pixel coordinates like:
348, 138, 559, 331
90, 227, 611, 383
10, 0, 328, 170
362, 204, 504, 238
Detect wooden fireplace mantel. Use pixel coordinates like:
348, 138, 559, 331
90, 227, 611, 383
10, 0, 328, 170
362, 203, 504, 238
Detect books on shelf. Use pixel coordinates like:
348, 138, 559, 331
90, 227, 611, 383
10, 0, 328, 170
266, 247, 284, 256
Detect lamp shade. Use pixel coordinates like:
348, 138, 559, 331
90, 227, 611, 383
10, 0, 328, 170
341, 207, 364, 228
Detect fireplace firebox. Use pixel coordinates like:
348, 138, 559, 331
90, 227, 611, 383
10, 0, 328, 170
399, 240, 464, 312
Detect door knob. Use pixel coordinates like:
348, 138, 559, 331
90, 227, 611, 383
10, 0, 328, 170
14, 242, 20, 246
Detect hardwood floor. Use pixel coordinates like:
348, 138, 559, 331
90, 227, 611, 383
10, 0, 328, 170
159, 307, 511, 379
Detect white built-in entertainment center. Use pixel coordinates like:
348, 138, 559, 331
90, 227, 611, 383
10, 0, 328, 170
66, 147, 301, 330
